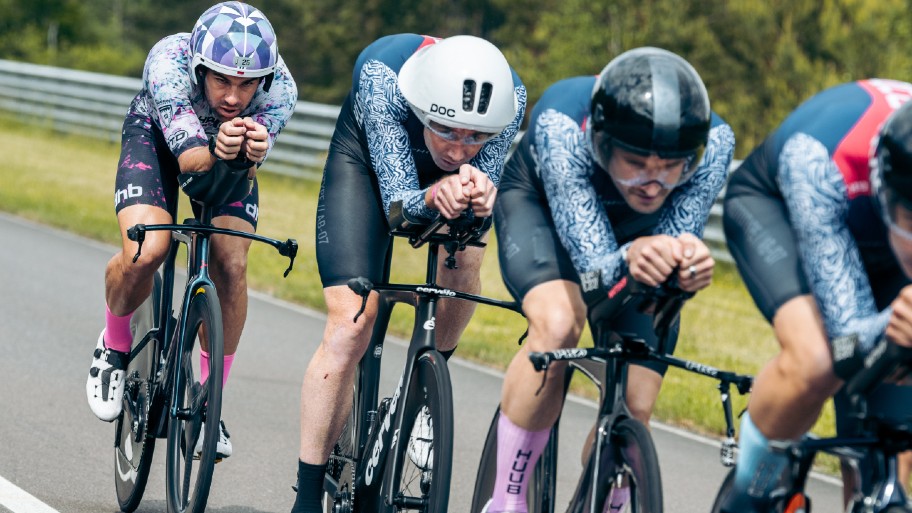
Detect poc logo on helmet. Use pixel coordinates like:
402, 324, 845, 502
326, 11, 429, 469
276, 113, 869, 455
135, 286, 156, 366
233, 56, 253, 69
430, 104, 456, 118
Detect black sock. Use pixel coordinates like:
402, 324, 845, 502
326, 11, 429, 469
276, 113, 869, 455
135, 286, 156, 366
291, 460, 326, 513
439, 348, 455, 360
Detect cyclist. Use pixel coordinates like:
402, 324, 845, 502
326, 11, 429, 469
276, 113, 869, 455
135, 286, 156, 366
482, 47, 735, 512
290, 33, 526, 512
85, 1, 297, 461
717, 80, 912, 511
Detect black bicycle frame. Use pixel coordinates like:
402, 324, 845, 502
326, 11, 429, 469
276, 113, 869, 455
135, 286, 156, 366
126, 204, 297, 437
345, 236, 522, 507
528, 285, 753, 512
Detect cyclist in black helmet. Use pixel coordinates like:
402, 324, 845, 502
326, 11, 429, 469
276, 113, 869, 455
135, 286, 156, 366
718, 81, 912, 512
481, 47, 735, 513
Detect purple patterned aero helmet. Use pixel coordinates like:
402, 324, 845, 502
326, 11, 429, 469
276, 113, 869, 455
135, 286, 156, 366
189, 2, 278, 91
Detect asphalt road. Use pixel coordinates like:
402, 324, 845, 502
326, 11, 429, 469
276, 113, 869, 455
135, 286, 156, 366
0, 212, 841, 512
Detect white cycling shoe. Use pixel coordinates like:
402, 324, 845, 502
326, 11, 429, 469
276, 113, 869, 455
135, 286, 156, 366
407, 405, 434, 469
194, 420, 233, 461
86, 330, 129, 422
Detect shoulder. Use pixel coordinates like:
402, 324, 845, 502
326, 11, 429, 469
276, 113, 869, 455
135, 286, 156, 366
145, 33, 191, 70
531, 76, 595, 128
355, 33, 433, 77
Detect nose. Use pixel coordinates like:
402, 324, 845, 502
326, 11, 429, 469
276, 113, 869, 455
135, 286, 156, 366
444, 142, 469, 163
639, 181, 664, 196
224, 87, 240, 106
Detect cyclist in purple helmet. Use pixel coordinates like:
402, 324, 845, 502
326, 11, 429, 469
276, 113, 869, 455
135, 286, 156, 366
85, 1, 297, 461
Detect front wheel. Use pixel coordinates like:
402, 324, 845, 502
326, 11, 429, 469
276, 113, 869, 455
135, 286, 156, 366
165, 284, 224, 513
595, 417, 662, 513
386, 350, 454, 512
114, 272, 162, 512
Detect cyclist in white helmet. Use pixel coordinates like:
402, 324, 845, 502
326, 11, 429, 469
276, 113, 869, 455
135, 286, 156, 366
85, 1, 297, 460
290, 33, 526, 512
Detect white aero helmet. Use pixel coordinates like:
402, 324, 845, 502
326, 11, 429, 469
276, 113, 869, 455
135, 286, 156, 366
398, 35, 517, 134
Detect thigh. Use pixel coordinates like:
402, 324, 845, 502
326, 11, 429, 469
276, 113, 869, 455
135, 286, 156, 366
494, 186, 579, 303
210, 215, 254, 269
723, 181, 808, 322
206, 178, 260, 230
114, 112, 181, 217
316, 145, 392, 287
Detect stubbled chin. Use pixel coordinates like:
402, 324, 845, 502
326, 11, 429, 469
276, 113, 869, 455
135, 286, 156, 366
628, 196, 663, 214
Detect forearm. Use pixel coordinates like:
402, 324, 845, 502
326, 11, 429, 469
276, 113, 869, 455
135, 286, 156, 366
177, 146, 217, 173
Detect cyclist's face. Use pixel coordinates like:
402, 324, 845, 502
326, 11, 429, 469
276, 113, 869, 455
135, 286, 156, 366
607, 147, 687, 214
889, 203, 912, 277
423, 120, 487, 171
203, 71, 261, 122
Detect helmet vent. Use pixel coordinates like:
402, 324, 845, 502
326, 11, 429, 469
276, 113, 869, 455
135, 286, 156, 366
463, 80, 477, 112
478, 82, 493, 114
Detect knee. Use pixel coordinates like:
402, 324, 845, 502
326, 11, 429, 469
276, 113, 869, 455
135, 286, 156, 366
318, 307, 377, 370
775, 341, 839, 402
118, 237, 168, 278
626, 389, 658, 424
527, 307, 586, 350
212, 250, 249, 285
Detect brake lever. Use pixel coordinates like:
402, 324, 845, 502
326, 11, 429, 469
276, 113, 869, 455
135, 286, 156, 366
129, 224, 147, 263
347, 277, 374, 323
281, 239, 298, 277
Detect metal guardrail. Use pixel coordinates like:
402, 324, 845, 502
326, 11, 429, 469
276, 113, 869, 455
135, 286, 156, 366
0, 58, 733, 262
0, 58, 334, 180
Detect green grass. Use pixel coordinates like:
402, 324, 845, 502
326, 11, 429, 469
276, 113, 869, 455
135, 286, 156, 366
2, 113, 840, 475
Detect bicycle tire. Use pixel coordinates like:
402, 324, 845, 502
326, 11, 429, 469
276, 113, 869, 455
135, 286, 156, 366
709, 468, 735, 513
165, 284, 224, 513
469, 407, 556, 513
385, 350, 454, 512
595, 417, 662, 513
323, 387, 358, 513
114, 272, 162, 512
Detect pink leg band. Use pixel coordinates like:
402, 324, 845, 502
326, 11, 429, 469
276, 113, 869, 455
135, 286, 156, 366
199, 349, 235, 388
104, 305, 134, 353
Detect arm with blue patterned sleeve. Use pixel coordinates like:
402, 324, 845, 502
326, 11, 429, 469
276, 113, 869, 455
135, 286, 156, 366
778, 133, 890, 351
536, 108, 628, 285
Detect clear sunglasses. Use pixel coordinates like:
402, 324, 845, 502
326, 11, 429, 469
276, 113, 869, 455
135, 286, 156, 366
423, 120, 498, 146
611, 172, 680, 190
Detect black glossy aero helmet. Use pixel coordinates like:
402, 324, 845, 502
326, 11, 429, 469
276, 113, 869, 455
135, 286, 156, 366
874, 100, 912, 232
588, 47, 711, 182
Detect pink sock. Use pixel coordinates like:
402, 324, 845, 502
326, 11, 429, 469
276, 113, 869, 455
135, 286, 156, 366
104, 305, 134, 353
604, 486, 630, 512
199, 350, 235, 388
488, 412, 551, 512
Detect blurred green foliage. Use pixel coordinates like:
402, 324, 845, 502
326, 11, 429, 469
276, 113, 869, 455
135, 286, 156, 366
6, 0, 912, 154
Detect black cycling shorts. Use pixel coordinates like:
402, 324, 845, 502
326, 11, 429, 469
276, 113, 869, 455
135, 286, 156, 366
315, 96, 448, 287
494, 184, 679, 376
113, 111, 259, 228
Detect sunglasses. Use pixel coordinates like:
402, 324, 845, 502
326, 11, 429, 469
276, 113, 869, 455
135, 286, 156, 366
423, 120, 498, 146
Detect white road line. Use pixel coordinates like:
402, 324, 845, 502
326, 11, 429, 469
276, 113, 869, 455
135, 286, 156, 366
0, 475, 59, 513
